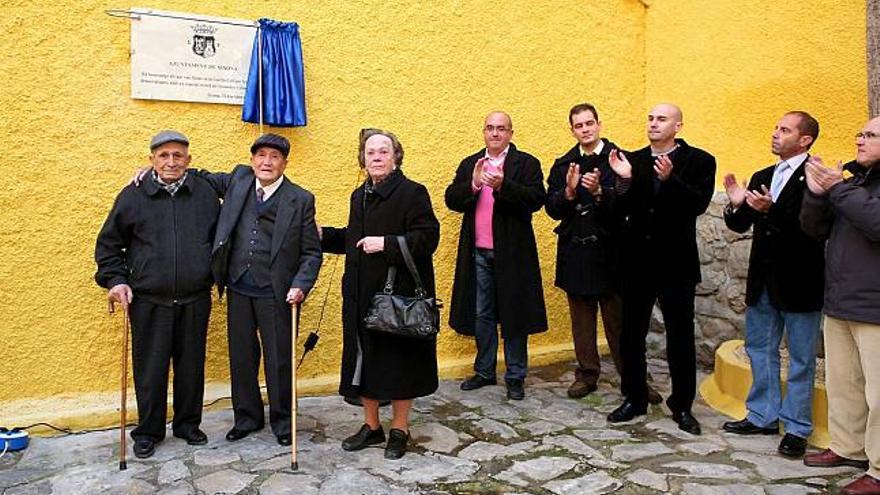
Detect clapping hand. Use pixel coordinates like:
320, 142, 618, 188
654, 155, 673, 181
581, 168, 601, 196
744, 185, 773, 213
804, 156, 844, 196
564, 163, 580, 200
481, 163, 504, 190
608, 149, 632, 178
723, 173, 747, 208
472, 157, 487, 189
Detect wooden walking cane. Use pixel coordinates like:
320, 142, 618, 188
110, 301, 130, 471
290, 302, 299, 470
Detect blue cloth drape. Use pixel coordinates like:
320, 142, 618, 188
241, 19, 307, 127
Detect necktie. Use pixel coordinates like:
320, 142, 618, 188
256, 187, 265, 204
770, 161, 788, 202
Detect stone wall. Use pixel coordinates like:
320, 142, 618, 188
646, 192, 751, 367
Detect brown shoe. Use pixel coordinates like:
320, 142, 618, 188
803, 448, 869, 470
567, 381, 597, 399
843, 474, 880, 495
646, 385, 663, 405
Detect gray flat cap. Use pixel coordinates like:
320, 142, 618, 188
250, 133, 290, 158
150, 130, 190, 151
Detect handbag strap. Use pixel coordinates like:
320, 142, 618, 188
383, 266, 397, 294
396, 235, 427, 297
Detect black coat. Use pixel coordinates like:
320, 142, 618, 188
322, 170, 440, 400
617, 139, 716, 285
95, 173, 219, 306
202, 165, 322, 303
724, 160, 825, 312
445, 143, 548, 337
546, 140, 623, 296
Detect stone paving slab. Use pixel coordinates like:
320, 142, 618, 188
0, 361, 867, 494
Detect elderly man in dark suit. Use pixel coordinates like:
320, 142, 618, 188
606, 104, 716, 435
446, 111, 548, 401
720, 111, 824, 458
201, 134, 322, 446
96, 130, 220, 459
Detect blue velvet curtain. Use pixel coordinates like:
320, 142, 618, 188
241, 19, 307, 127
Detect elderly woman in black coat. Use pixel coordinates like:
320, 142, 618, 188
320, 129, 440, 459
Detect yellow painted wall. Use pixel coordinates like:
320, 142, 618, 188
0, 0, 648, 426
643, 0, 867, 177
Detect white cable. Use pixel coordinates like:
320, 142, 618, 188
0, 440, 9, 460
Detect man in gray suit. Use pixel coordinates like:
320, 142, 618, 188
202, 134, 322, 446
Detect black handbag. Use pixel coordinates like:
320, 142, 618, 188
363, 236, 440, 340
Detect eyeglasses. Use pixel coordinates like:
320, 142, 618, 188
484, 125, 511, 133
855, 131, 879, 140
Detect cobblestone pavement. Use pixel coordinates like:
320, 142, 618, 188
0, 359, 859, 494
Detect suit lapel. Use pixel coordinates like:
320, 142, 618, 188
214, 172, 253, 252
271, 179, 296, 263
504, 144, 522, 180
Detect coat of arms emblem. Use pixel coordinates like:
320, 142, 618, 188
189, 23, 218, 58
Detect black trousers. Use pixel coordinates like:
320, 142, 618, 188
227, 290, 293, 436
129, 297, 210, 442
620, 280, 697, 413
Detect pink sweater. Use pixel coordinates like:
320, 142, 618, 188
474, 151, 507, 249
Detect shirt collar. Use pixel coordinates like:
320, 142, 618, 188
778, 152, 808, 170
579, 140, 605, 157
255, 175, 284, 201
484, 145, 510, 161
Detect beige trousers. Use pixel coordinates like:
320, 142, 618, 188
825, 315, 880, 478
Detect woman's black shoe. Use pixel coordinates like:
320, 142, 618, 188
341, 424, 385, 451
384, 428, 409, 460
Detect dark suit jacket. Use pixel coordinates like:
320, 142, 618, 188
725, 159, 825, 312
202, 165, 322, 303
545, 139, 623, 296
617, 139, 716, 286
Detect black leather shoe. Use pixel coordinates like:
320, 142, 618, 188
778, 433, 807, 458
673, 411, 702, 435
607, 400, 647, 423
506, 379, 525, 400
722, 418, 779, 435
460, 374, 497, 391
225, 427, 260, 442
174, 429, 208, 446
133, 438, 156, 459
276, 434, 292, 446
384, 428, 409, 460
341, 424, 385, 451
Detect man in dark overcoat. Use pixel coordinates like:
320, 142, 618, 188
95, 130, 219, 459
202, 134, 322, 446
606, 104, 716, 435
720, 111, 825, 459
446, 111, 548, 400
546, 103, 660, 403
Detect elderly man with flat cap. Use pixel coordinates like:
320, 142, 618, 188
96, 130, 220, 459
199, 134, 322, 446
